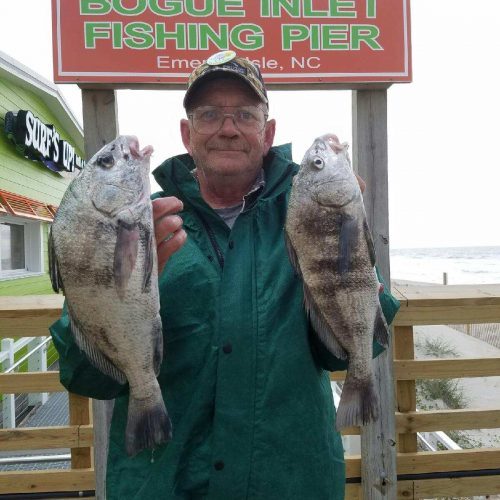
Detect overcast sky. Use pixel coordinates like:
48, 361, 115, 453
1, 0, 499, 249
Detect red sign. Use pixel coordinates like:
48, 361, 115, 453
52, 0, 411, 85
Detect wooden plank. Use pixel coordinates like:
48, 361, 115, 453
0, 317, 58, 338
393, 284, 500, 326
0, 425, 93, 451
0, 295, 64, 338
352, 88, 396, 499
347, 449, 500, 478
0, 426, 79, 451
0, 469, 95, 494
0, 294, 64, 316
69, 393, 93, 469
395, 358, 500, 380
0, 371, 63, 393
345, 483, 361, 499
82, 87, 119, 500
330, 371, 346, 381
396, 409, 500, 433
395, 304, 500, 326
394, 325, 417, 454
393, 283, 500, 305
412, 475, 500, 497
399, 449, 500, 475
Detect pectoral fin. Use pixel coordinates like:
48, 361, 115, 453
338, 213, 359, 275
142, 227, 154, 293
114, 221, 140, 299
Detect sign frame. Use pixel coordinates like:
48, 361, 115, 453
52, 0, 412, 87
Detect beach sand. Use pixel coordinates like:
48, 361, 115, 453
414, 324, 500, 448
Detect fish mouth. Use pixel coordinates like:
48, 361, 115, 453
126, 136, 154, 159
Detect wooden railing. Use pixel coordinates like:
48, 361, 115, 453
0, 295, 95, 498
1, 287, 500, 498
338, 283, 500, 499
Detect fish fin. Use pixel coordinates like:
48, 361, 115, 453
126, 383, 172, 456
338, 214, 359, 275
48, 227, 64, 294
335, 374, 379, 430
67, 306, 127, 385
284, 231, 302, 277
374, 306, 390, 348
303, 284, 348, 360
152, 315, 163, 377
142, 226, 154, 293
114, 221, 140, 299
363, 218, 376, 267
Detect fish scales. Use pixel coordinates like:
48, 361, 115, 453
49, 135, 171, 456
285, 133, 389, 429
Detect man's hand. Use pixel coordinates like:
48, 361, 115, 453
152, 197, 187, 275
355, 173, 366, 193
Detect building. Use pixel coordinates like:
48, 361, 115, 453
0, 51, 84, 296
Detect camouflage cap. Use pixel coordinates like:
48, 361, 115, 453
183, 50, 268, 109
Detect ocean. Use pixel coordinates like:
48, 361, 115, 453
390, 246, 500, 285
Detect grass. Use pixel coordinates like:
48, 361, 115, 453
417, 378, 469, 410
416, 337, 459, 358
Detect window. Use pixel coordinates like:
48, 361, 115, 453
1, 223, 26, 271
0, 217, 43, 279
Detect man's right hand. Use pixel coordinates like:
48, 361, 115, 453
152, 197, 187, 275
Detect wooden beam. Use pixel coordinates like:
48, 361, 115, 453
345, 483, 361, 499
0, 469, 95, 494
393, 283, 500, 326
0, 295, 64, 338
82, 88, 119, 500
395, 358, 500, 380
353, 88, 396, 498
395, 408, 500, 432
411, 475, 500, 497
0, 425, 93, 451
346, 449, 500, 478
69, 393, 93, 469
0, 371, 63, 393
394, 325, 418, 454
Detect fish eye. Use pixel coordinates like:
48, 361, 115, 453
313, 157, 324, 169
96, 153, 115, 169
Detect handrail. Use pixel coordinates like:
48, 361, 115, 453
1, 288, 500, 498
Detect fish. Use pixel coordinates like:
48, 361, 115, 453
285, 133, 389, 430
49, 135, 172, 456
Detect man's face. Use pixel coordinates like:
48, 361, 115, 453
180, 77, 275, 181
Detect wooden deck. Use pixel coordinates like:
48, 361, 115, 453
1, 286, 500, 498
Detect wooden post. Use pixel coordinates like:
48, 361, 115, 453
81, 88, 119, 500
69, 392, 93, 469
352, 88, 397, 498
394, 326, 417, 453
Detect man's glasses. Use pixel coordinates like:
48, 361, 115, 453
188, 105, 268, 135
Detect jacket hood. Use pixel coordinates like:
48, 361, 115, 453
152, 144, 298, 204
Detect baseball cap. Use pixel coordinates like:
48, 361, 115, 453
183, 50, 268, 109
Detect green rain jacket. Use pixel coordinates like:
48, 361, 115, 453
50, 144, 399, 500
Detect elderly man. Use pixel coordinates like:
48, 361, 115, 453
51, 51, 398, 499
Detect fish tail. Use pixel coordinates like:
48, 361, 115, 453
335, 374, 379, 430
125, 384, 172, 457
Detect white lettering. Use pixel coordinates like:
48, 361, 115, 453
24, 111, 35, 147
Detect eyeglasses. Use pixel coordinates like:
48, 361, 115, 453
188, 105, 268, 134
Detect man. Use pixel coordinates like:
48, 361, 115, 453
51, 51, 398, 499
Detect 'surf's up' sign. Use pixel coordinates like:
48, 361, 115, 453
52, 0, 411, 85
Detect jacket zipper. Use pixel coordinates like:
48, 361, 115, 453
197, 212, 225, 269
